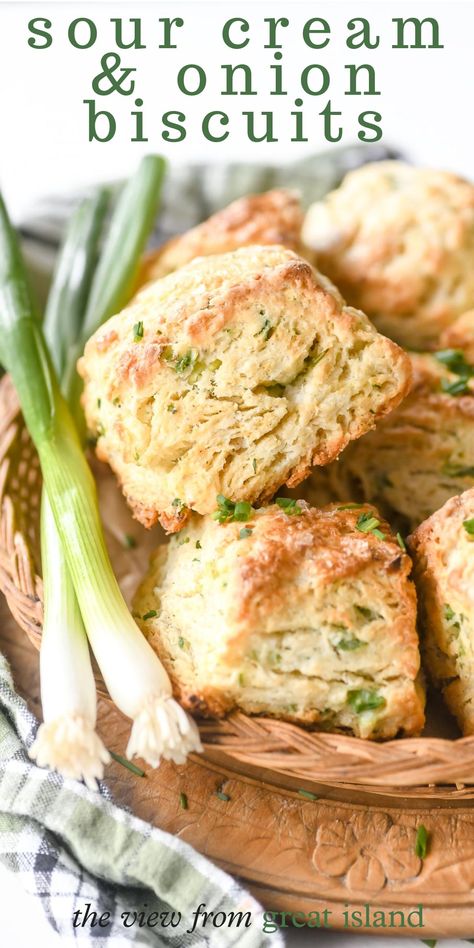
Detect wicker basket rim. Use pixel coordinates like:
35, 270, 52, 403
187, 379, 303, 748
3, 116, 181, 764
2, 373, 474, 793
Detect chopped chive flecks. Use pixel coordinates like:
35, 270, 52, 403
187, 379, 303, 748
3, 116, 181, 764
435, 348, 474, 396
142, 610, 157, 620
212, 495, 254, 525
297, 789, 319, 801
216, 788, 231, 802
414, 824, 429, 860
396, 532, 407, 551
109, 750, 146, 778
347, 689, 386, 713
275, 497, 302, 516
133, 320, 144, 342
356, 511, 385, 540
123, 533, 137, 550
336, 636, 366, 651
239, 527, 253, 539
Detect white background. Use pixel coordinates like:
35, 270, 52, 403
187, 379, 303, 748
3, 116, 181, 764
0, 0, 473, 945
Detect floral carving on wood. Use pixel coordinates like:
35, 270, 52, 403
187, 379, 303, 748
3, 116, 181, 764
312, 813, 422, 893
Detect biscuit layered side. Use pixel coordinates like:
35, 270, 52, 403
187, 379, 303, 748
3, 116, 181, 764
78, 245, 411, 532
409, 489, 474, 735
300, 352, 474, 533
136, 189, 307, 288
133, 502, 425, 739
303, 161, 474, 350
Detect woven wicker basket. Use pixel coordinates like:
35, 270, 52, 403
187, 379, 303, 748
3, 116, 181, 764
3, 373, 474, 793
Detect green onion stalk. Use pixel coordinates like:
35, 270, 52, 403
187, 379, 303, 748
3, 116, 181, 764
0, 161, 201, 783
30, 192, 111, 788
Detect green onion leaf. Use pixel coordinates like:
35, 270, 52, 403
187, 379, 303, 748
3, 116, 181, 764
179, 791, 188, 809
43, 192, 108, 376
463, 518, 474, 536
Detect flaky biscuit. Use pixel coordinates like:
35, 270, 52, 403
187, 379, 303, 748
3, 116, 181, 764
79, 245, 411, 532
136, 189, 306, 288
301, 352, 474, 533
134, 502, 424, 739
410, 489, 474, 735
303, 161, 474, 350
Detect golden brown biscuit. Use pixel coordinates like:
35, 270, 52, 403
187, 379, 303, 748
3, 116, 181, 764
410, 489, 474, 734
440, 310, 474, 364
303, 161, 474, 350
301, 352, 474, 533
137, 189, 305, 288
134, 501, 425, 739
79, 245, 411, 532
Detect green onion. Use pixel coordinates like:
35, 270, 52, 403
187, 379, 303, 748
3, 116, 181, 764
212, 495, 254, 524
356, 511, 385, 539
441, 463, 474, 480
336, 636, 366, 651
63, 155, 166, 414
133, 320, 144, 342
0, 180, 201, 772
275, 497, 302, 515
216, 788, 231, 801
435, 348, 474, 397
109, 750, 146, 778
30, 193, 111, 789
463, 518, 474, 536
396, 531, 407, 551
179, 791, 188, 809
441, 377, 471, 396
347, 689, 386, 713
30, 495, 111, 789
44, 192, 108, 377
297, 789, 318, 800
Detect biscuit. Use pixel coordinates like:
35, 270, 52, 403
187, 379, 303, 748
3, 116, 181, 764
137, 189, 306, 287
303, 161, 474, 350
78, 245, 411, 532
134, 502, 425, 738
301, 352, 474, 533
440, 310, 474, 364
409, 489, 474, 734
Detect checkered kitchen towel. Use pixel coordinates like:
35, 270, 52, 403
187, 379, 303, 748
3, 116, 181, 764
0, 654, 282, 946
0, 144, 398, 946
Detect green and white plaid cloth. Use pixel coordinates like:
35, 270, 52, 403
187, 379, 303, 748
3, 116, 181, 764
0, 144, 399, 945
0, 654, 281, 946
